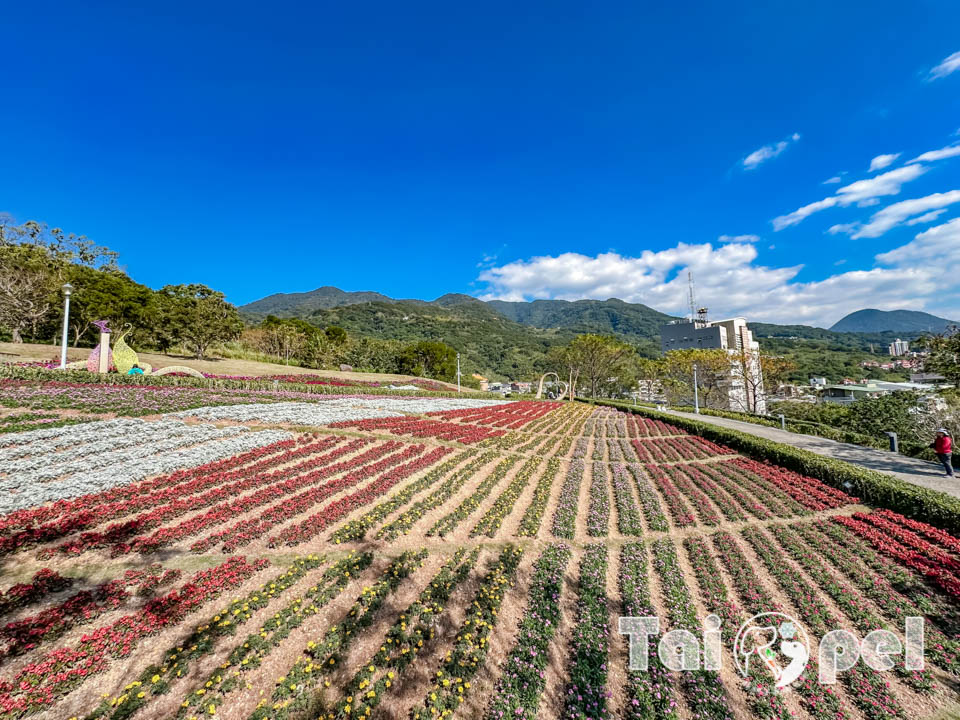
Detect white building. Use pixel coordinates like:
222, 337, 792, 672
660, 314, 766, 413
889, 338, 910, 356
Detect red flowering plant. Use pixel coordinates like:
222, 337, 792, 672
127, 440, 403, 554
0, 436, 311, 536
40, 438, 365, 558
269, 446, 453, 546
0, 556, 268, 716
0, 570, 72, 620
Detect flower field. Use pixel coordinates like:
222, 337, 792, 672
1, 382, 959, 720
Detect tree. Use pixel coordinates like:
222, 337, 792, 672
0, 220, 117, 343
157, 284, 243, 360
553, 334, 634, 398
325, 326, 348, 345
397, 340, 457, 381
847, 391, 925, 443
60, 266, 152, 346
759, 355, 796, 396
916, 328, 960, 386
660, 349, 732, 409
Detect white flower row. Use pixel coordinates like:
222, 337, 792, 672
170, 397, 511, 426
1, 423, 248, 487
348, 397, 511, 413
171, 402, 405, 426
0, 427, 290, 515
2, 420, 200, 474
0, 418, 136, 458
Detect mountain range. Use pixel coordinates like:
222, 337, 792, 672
240, 287, 950, 379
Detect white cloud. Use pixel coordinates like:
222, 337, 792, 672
718, 234, 760, 243
877, 217, 960, 265
907, 144, 960, 164
772, 164, 927, 230
476, 219, 960, 326
928, 51, 960, 81
839, 191, 960, 239
828, 222, 859, 235
742, 133, 801, 170
868, 153, 901, 172
823, 175, 844, 184
905, 209, 948, 226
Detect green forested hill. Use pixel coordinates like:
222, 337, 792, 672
486, 297, 673, 337
304, 300, 568, 379
240, 288, 927, 381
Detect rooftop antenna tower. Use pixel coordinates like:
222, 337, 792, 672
687, 271, 697, 322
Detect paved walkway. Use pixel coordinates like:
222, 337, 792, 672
662, 409, 960, 500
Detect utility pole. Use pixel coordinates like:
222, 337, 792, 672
693, 363, 700, 414
456, 352, 461, 393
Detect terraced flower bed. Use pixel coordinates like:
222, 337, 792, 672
0, 393, 956, 720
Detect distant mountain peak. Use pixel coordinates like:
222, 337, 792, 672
830, 308, 957, 334
241, 286, 394, 316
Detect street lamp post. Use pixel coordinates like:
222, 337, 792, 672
456, 353, 461, 393
693, 363, 700, 414
59, 283, 73, 369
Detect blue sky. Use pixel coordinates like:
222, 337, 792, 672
2, 1, 959, 326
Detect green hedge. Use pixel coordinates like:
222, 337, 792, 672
665, 403, 957, 468
592, 398, 960, 534
0, 366, 494, 400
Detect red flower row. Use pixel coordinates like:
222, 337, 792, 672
4, 438, 341, 557
850, 511, 960, 575
703, 462, 806, 517
732, 457, 856, 510
870, 508, 960, 555
643, 464, 695, 526
627, 415, 685, 438
0, 570, 72, 620
833, 515, 960, 602
128, 440, 403, 554
330, 416, 505, 444
659, 464, 722, 524
0, 435, 312, 534
191, 443, 429, 553
0, 556, 268, 716
672, 464, 749, 522
684, 463, 770, 519
630, 436, 731, 463
1, 563, 178, 658
43, 438, 366, 558
269, 446, 453, 546
427, 401, 560, 429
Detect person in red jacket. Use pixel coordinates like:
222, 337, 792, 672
932, 429, 954, 477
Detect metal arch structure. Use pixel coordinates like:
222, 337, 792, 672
535, 372, 568, 400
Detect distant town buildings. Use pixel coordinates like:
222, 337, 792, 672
889, 338, 910, 356
660, 312, 766, 413
860, 357, 919, 371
